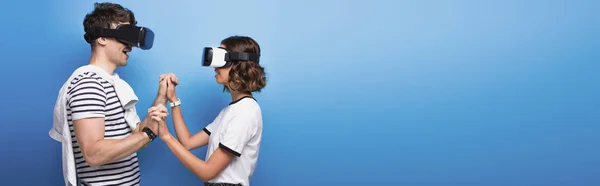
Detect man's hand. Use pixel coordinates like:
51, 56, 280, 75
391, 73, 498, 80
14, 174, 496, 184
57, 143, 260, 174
148, 104, 171, 139
147, 104, 168, 133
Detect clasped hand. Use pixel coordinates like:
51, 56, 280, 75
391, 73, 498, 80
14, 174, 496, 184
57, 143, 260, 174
146, 73, 180, 139
147, 104, 170, 139
157, 73, 179, 103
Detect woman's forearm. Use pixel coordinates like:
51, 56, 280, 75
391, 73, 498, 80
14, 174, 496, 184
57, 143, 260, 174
162, 134, 215, 181
171, 106, 193, 147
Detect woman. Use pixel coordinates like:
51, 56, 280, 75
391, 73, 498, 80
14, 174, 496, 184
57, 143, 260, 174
149, 36, 266, 186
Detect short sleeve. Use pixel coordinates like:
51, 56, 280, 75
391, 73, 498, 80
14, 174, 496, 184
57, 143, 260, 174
203, 109, 225, 135
66, 77, 107, 121
218, 115, 256, 157
203, 122, 216, 136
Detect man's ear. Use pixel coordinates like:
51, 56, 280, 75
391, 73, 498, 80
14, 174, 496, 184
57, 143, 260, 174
96, 37, 108, 46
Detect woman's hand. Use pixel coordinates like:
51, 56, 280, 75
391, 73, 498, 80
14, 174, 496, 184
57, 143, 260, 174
148, 104, 171, 139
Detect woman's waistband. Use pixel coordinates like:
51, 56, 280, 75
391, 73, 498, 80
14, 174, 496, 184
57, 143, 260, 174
204, 183, 243, 186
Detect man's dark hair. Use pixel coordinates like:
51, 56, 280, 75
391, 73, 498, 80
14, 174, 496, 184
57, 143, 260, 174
83, 2, 136, 47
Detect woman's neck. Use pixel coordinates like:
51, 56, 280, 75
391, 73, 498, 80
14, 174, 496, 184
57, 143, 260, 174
230, 90, 252, 102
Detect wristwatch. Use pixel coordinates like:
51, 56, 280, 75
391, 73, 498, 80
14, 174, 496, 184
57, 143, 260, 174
142, 127, 156, 141
169, 98, 181, 108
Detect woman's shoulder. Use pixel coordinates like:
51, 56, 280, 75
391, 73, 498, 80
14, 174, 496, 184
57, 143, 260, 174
227, 99, 262, 122
230, 97, 261, 110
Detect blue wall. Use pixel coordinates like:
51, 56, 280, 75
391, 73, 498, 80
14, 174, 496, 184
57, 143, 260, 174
1, 0, 599, 185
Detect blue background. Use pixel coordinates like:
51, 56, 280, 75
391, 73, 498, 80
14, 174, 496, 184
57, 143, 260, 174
1, 0, 599, 185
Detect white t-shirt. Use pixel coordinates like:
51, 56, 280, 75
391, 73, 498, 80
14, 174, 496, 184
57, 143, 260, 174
203, 96, 263, 186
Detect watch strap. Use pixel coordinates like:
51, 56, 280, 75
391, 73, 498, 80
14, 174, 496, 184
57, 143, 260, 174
169, 98, 181, 107
142, 127, 156, 141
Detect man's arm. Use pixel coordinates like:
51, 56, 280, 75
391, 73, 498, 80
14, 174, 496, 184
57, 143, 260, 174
75, 118, 154, 167
68, 76, 164, 167
135, 76, 169, 131
153, 94, 168, 106
134, 94, 168, 133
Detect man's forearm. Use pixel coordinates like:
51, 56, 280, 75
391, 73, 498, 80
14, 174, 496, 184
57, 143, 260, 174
136, 96, 166, 132
135, 116, 150, 133
85, 132, 151, 167
153, 95, 167, 106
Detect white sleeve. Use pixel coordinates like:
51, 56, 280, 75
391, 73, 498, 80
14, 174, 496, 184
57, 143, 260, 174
218, 114, 256, 157
203, 110, 224, 135
203, 122, 216, 136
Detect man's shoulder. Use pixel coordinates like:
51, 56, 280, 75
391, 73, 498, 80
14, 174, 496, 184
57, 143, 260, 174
67, 65, 113, 83
67, 71, 110, 87
65, 70, 112, 97
71, 70, 103, 80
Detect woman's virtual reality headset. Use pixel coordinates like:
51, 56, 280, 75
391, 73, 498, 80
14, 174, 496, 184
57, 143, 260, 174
202, 47, 260, 68
84, 24, 154, 50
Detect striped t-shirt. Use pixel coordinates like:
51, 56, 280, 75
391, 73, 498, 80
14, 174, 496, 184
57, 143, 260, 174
66, 71, 141, 186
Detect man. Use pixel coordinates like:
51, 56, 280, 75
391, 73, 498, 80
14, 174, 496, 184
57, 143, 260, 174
50, 2, 168, 185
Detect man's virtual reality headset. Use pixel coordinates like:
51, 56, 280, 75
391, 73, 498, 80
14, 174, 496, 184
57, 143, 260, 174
202, 47, 260, 68
84, 24, 154, 50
